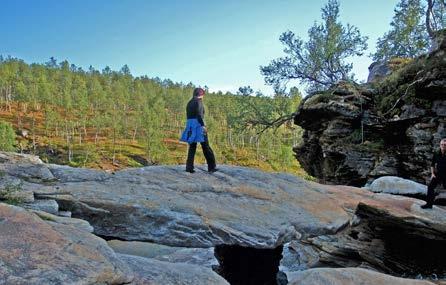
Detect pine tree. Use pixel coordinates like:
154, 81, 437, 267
373, 0, 429, 61
261, 0, 368, 93
0, 121, 16, 151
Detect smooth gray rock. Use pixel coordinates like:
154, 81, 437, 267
5, 164, 55, 182
36, 165, 351, 248
0, 155, 54, 182
366, 176, 427, 196
118, 254, 229, 285
23, 199, 59, 214
0, 152, 43, 165
58, 210, 72, 217
108, 240, 217, 267
32, 209, 94, 233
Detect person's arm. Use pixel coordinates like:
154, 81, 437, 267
197, 100, 205, 127
431, 153, 437, 178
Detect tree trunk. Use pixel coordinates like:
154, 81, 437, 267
7, 85, 12, 113
16, 102, 22, 129
83, 120, 87, 137
132, 124, 138, 141
65, 120, 72, 162
426, 0, 435, 39
31, 112, 36, 153
112, 127, 116, 165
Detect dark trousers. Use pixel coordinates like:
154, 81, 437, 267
426, 176, 446, 205
186, 136, 216, 171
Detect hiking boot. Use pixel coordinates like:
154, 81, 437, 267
208, 168, 219, 173
186, 169, 195, 173
421, 203, 433, 209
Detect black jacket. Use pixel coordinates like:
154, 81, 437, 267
186, 98, 205, 126
432, 150, 446, 177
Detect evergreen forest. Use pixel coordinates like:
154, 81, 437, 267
0, 57, 306, 176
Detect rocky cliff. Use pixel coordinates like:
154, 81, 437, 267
293, 35, 446, 186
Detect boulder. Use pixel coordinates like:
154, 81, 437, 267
23, 199, 59, 214
366, 176, 427, 196
0, 203, 133, 285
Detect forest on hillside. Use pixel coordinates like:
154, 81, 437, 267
0, 57, 304, 174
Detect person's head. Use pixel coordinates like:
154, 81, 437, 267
193, 88, 205, 99
441, 138, 446, 152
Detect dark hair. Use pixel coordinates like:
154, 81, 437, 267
193, 88, 205, 97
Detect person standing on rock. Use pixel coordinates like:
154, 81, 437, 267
422, 138, 446, 209
180, 87, 217, 173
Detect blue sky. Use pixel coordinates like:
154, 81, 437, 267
1, 0, 398, 95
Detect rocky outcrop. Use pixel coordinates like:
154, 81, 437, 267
307, 197, 446, 279
0, 203, 133, 285
33, 164, 354, 248
288, 268, 436, 285
367, 61, 391, 83
1, 151, 446, 284
0, 201, 230, 285
294, 36, 446, 186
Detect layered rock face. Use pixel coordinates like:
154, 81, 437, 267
294, 38, 446, 186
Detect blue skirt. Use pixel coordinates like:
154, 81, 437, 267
180, 119, 205, 144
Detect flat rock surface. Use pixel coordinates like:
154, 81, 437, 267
36, 164, 354, 248
287, 268, 436, 285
